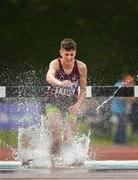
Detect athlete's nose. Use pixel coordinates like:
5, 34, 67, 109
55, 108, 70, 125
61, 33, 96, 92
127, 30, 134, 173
68, 55, 72, 60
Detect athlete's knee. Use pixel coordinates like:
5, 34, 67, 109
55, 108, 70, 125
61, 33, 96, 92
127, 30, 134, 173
45, 104, 60, 114
67, 112, 77, 121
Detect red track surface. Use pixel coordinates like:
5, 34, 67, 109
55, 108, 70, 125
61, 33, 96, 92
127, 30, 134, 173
1, 145, 138, 161
89, 145, 138, 160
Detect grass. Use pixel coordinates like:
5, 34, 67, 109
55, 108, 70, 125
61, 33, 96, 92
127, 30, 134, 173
0, 130, 18, 148
0, 122, 138, 148
77, 121, 138, 146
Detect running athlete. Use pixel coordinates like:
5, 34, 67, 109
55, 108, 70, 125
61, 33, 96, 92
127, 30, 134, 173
45, 38, 87, 154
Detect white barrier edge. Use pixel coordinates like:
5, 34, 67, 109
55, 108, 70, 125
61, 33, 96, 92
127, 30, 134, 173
86, 86, 92, 97
78, 86, 92, 98
0, 86, 6, 98
134, 86, 138, 97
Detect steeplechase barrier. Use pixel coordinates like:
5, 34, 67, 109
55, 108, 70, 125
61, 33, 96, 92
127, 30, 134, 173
0, 86, 138, 170
0, 86, 138, 98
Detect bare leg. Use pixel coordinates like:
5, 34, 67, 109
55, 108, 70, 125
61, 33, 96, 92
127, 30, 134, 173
47, 112, 62, 154
63, 113, 77, 141
20, 133, 31, 149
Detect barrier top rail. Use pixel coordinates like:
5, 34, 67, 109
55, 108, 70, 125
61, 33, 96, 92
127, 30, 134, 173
0, 86, 138, 98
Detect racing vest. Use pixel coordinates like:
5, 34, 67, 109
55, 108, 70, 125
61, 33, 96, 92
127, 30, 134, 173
45, 58, 80, 110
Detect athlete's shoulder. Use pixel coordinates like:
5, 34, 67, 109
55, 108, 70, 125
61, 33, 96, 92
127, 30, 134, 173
76, 60, 87, 70
49, 58, 60, 70
50, 58, 60, 64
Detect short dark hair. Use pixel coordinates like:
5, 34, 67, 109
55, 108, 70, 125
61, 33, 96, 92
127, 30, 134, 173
60, 38, 77, 51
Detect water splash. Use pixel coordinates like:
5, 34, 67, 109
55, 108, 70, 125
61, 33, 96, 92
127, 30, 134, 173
17, 125, 52, 168
1, 69, 90, 168
135, 74, 138, 82
95, 86, 122, 113
53, 131, 91, 167
17, 116, 90, 168
0, 67, 46, 86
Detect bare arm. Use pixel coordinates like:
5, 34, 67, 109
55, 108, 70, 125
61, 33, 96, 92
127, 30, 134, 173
46, 60, 61, 86
46, 60, 72, 87
76, 62, 87, 107
69, 62, 87, 114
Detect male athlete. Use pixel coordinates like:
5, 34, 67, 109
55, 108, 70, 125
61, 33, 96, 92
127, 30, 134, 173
45, 38, 87, 154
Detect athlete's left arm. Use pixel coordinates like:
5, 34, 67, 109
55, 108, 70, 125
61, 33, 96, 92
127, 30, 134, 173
77, 62, 87, 107
69, 62, 87, 114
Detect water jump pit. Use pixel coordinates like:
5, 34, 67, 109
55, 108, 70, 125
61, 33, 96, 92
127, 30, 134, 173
1, 86, 138, 179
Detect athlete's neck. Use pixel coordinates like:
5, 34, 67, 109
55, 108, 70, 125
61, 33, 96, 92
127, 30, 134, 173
61, 58, 75, 69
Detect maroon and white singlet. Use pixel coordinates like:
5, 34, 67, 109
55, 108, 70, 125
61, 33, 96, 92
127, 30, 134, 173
45, 58, 80, 111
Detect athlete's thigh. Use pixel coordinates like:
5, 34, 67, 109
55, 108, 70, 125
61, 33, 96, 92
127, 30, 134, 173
65, 112, 77, 130
45, 104, 62, 130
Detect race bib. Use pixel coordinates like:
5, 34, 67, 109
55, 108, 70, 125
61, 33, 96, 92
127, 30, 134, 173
55, 86, 75, 96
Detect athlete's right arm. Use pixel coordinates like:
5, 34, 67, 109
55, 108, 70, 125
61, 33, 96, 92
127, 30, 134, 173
46, 60, 61, 86
46, 60, 71, 87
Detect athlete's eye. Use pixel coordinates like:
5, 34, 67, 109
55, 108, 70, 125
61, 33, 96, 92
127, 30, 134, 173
65, 53, 69, 56
65, 53, 74, 56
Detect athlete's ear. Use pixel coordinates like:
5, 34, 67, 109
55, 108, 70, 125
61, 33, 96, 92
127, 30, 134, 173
59, 49, 61, 54
59, 49, 62, 56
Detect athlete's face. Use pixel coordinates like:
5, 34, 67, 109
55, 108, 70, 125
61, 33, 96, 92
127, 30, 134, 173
60, 48, 76, 66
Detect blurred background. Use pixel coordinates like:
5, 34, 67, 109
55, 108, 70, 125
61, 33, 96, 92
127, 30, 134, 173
0, 0, 138, 160
0, 0, 138, 85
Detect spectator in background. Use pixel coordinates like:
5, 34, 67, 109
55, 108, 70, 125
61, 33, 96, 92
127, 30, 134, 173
111, 74, 135, 144
130, 98, 138, 140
